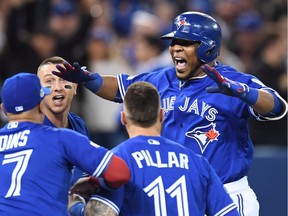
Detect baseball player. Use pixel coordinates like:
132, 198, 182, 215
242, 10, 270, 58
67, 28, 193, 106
68, 82, 239, 216
0, 73, 130, 215
53, 11, 288, 216
37, 56, 89, 185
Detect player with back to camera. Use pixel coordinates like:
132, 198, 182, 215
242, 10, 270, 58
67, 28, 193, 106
53, 11, 288, 216
0, 73, 130, 215
68, 81, 240, 216
37, 56, 90, 185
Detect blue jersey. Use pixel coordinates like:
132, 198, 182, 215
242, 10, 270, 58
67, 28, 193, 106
93, 136, 237, 215
43, 112, 90, 185
0, 121, 112, 216
117, 62, 281, 183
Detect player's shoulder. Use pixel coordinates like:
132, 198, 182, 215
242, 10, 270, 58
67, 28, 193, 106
68, 112, 89, 135
216, 61, 257, 80
148, 66, 175, 78
215, 61, 241, 74
68, 112, 85, 122
128, 66, 175, 81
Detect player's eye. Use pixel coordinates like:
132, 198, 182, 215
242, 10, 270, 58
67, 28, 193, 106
45, 79, 54, 84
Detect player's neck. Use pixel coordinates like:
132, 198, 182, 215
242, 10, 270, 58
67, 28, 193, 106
8, 113, 43, 124
127, 126, 161, 138
45, 113, 69, 128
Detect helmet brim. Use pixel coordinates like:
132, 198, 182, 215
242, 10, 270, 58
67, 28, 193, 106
161, 31, 201, 42
161, 32, 175, 40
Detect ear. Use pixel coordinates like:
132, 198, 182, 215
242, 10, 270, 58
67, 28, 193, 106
0, 103, 7, 116
39, 101, 46, 115
159, 108, 164, 123
73, 83, 78, 95
120, 111, 127, 126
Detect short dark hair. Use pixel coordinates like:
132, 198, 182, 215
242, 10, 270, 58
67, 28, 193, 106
37, 56, 65, 72
124, 82, 160, 128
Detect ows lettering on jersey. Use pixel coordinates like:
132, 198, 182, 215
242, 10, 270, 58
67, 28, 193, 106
162, 97, 218, 121
131, 150, 189, 169
0, 130, 30, 152
185, 123, 220, 153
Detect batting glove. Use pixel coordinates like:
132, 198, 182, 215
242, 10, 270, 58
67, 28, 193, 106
202, 64, 258, 105
52, 61, 103, 93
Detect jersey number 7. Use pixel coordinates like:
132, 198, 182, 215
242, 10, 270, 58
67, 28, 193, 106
2, 150, 33, 197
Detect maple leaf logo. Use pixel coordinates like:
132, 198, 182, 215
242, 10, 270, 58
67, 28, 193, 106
206, 129, 219, 140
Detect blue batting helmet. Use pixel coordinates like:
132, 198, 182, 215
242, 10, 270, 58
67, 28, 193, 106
161, 11, 222, 63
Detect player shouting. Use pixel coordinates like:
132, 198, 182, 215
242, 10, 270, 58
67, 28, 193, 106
53, 11, 287, 215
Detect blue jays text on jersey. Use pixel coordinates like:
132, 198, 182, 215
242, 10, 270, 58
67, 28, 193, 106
92, 135, 237, 216
116, 62, 284, 184
0, 121, 112, 216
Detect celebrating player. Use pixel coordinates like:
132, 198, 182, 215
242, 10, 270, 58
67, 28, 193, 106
53, 11, 288, 215
68, 81, 240, 216
0, 73, 130, 215
37, 56, 89, 185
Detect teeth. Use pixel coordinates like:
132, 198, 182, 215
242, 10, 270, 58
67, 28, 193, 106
53, 95, 64, 100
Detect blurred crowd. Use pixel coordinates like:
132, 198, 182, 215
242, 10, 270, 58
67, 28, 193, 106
0, 0, 286, 147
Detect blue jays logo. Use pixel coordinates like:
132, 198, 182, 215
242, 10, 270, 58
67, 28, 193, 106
185, 123, 220, 153
174, 16, 190, 30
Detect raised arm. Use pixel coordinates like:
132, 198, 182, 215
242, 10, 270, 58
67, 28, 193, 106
96, 75, 119, 101
202, 64, 288, 117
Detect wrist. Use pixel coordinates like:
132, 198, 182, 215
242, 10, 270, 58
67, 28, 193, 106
241, 87, 258, 106
69, 202, 85, 216
83, 73, 103, 93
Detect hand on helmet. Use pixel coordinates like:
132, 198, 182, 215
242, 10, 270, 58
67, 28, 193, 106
52, 61, 103, 93
202, 64, 258, 105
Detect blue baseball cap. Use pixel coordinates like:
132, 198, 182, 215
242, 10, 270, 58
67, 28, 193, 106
1, 73, 50, 114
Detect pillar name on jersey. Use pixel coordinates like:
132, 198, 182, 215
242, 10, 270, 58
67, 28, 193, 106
131, 150, 189, 169
0, 130, 30, 152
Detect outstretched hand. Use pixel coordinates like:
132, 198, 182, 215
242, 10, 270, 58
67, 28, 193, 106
52, 62, 94, 83
52, 61, 103, 93
202, 64, 258, 105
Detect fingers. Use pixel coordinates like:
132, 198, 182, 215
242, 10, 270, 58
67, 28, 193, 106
73, 62, 82, 71
51, 70, 63, 77
63, 61, 75, 71
202, 64, 225, 83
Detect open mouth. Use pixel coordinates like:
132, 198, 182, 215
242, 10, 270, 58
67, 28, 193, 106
52, 95, 64, 103
175, 57, 187, 71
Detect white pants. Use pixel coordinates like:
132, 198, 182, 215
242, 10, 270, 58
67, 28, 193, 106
224, 176, 259, 216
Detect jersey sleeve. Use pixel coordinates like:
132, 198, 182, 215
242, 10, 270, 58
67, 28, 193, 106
116, 72, 151, 102
244, 77, 287, 121
218, 64, 287, 121
59, 129, 113, 178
